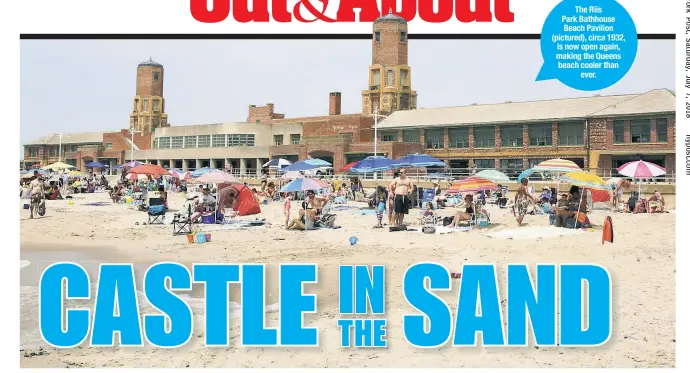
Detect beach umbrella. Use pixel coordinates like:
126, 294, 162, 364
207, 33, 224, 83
616, 160, 666, 178
303, 158, 332, 167
128, 164, 170, 176
340, 161, 358, 172
393, 153, 446, 168
517, 168, 534, 183
67, 170, 84, 176
20, 170, 29, 175
170, 169, 191, 180
559, 171, 609, 229
122, 161, 142, 168
191, 171, 239, 184
283, 161, 322, 172
21, 169, 47, 179
279, 178, 323, 193
532, 158, 581, 173
426, 173, 453, 180
84, 161, 108, 169
350, 156, 396, 173
41, 161, 76, 170
281, 171, 303, 180
447, 177, 499, 194
190, 167, 217, 178
263, 158, 292, 169
112, 164, 123, 169
126, 173, 149, 181
476, 169, 510, 183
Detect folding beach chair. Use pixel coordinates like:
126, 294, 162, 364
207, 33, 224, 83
147, 197, 166, 225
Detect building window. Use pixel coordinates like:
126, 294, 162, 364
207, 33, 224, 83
153, 72, 160, 81
158, 137, 170, 149
372, 70, 380, 86
474, 126, 496, 148
68, 145, 77, 152
184, 135, 197, 148
274, 135, 283, 146
449, 128, 469, 148
386, 70, 395, 87
152, 100, 160, 112
400, 31, 407, 42
400, 70, 408, 86
171, 136, 183, 148
105, 142, 113, 149
290, 134, 301, 144
657, 119, 668, 142
475, 159, 495, 170
374, 31, 380, 42
66, 159, 77, 167
402, 129, 420, 143
613, 120, 625, 143
425, 129, 444, 149
134, 99, 139, 111
381, 131, 397, 141
212, 134, 226, 147
500, 125, 523, 147
558, 121, 584, 146
197, 135, 211, 148
49, 146, 57, 157
153, 138, 159, 148
631, 119, 651, 143
529, 124, 553, 146
228, 134, 255, 147
29, 147, 38, 157
142, 99, 149, 112
500, 159, 523, 172
529, 158, 547, 168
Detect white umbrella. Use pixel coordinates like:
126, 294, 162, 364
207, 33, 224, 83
263, 158, 292, 169
280, 171, 303, 180
191, 171, 239, 184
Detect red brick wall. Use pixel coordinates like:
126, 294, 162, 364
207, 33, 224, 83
136, 66, 163, 97
372, 20, 408, 67
329, 92, 342, 115
248, 103, 285, 123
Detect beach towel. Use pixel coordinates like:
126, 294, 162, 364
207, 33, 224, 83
486, 226, 583, 240
602, 216, 614, 244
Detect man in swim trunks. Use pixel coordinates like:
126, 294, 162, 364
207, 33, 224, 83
29, 171, 45, 219
387, 171, 399, 225
389, 169, 413, 227
513, 178, 536, 226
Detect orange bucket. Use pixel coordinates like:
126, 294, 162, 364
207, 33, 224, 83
187, 234, 195, 244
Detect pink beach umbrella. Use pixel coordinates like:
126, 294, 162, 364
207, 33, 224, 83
171, 169, 191, 180
616, 160, 666, 179
192, 170, 239, 184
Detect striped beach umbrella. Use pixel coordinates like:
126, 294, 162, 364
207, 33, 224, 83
616, 160, 666, 178
532, 158, 581, 173
279, 178, 323, 193
476, 169, 510, 183
447, 177, 499, 194
559, 171, 609, 190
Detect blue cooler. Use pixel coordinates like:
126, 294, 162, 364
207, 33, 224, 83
201, 213, 215, 224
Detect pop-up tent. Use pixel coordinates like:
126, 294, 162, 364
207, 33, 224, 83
217, 183, 261, 216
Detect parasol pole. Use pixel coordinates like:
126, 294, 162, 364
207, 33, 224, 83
574, 190, 583, 229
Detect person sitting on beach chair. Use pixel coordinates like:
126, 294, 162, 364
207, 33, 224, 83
419, 202, 438, 226
450, 194, 475, 228
648, 191, 667, 213
287, 202, 317, 231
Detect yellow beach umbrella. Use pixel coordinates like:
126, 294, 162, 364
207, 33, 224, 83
68, 170, 84, 176
559, 171, 608, 190
42, 161, 76, 170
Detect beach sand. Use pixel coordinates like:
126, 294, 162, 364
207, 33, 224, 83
19, 191, 676, 368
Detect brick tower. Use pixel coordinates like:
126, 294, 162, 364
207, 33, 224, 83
362, 9, 417, 116
129, 58, 169, 132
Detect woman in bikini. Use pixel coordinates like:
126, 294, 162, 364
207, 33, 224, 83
451, 194, 475, 228
287, 201, 317, 230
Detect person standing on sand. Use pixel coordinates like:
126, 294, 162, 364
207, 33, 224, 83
29, 171, 45, 219
389, 169, 413, 227
606, 177, 631, 211
387, 171, 399, 225
513, 178, 536, 226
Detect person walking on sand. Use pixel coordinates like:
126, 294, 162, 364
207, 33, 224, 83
29, 171, 45, 219
513, 178, 536, 226
389, 169, 413, 227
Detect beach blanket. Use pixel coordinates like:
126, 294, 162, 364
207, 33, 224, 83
485, 226, 583, 240
409, 226, 471, 234
202, 220, 266, 231
331, 205, 359, 211
83, 202, 109, 206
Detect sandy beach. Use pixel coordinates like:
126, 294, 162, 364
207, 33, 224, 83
19, 190, 676, 368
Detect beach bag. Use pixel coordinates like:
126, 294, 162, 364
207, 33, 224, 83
319, 213, 337, 228
442, 216, 454, 226
38, 200, 46, 216
633, 200, 647, 214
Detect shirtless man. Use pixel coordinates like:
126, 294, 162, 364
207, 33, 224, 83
29, 171, 45, 219
513, 178, 536, 226
387, 171, 399, 225
389, 169, 413, 227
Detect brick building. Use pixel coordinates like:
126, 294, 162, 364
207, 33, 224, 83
376, 89, 676, 176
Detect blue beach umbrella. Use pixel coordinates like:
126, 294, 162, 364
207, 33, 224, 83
279, 178, 323, 193
350, 156, 396, 173
263, 158, 292, 169
393, 153, 446, 168
283, 161, 321, 172
191, 167, 217, 178
517, 168, 534, 183
85, 161, 107, 168
303, 158, 331, 167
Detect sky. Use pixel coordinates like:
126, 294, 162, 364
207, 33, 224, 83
19, 39, 674, 156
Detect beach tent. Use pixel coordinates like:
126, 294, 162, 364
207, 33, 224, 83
218, 183, 261, 216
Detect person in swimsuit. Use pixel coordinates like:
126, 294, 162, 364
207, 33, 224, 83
389, 169, 413, 227
305, 190, 327, 215
29, 171, 45, 219
606, 177, 631, 211
387, 171, 399, 225
260, 169, 268, 192
451, 194, 475, 227
514, 178, 536, 226
287, 201, 317, 230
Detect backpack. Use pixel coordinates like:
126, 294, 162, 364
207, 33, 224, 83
38, 200, 46, 216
